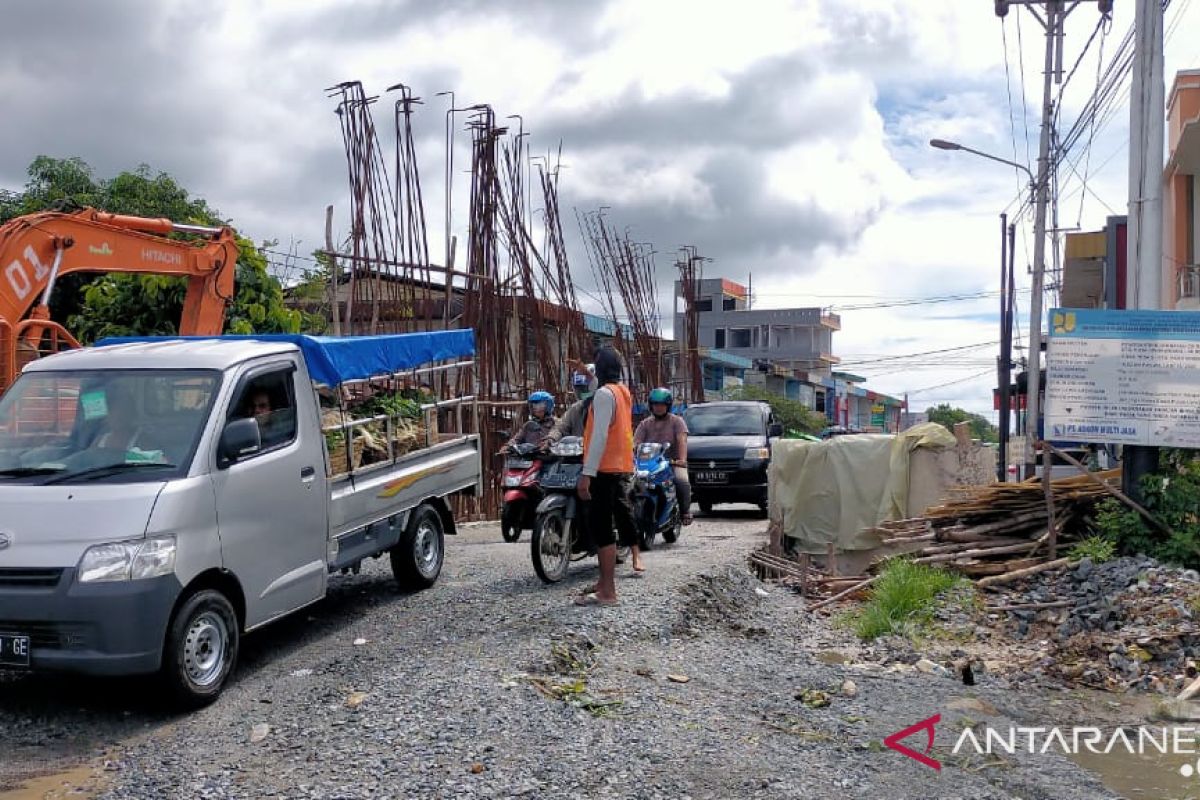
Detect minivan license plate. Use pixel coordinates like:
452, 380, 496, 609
695, 471, 728, 484
0, 633, 30, 667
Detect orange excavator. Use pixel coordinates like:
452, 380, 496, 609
0, 207, 239, 393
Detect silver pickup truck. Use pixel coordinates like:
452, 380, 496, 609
0, 331, 480, 706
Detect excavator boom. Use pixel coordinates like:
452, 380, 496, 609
0, 208, 238, 392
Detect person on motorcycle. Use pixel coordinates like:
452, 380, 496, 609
634, 387, 693, 525
542, 363, 595, 450
505, 391, 557, 452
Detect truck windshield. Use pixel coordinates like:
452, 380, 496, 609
683, 406, 763, 437
0, 369, 219, 483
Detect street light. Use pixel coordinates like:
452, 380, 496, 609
928, 139, 1035, 186
930, 136, 1045, 482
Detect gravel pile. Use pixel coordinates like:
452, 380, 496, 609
1, 514, 1118, 799
984, 556, 1200, 692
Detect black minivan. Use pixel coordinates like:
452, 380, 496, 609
682, 401, 782, 516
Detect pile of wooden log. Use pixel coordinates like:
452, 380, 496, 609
755, 462, 1147, 610
749, 546, 876, 609
867, 468, 1122, 584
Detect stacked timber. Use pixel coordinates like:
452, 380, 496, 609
865, 468, 1122, 581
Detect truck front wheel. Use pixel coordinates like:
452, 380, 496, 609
392, 504, 445, 591
161, 589, 239, 708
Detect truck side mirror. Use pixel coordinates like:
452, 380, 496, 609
768, 423, 783, 439
219, 418, 262, 466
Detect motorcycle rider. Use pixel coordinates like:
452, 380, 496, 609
505, 391, 557, 452
634, 387, 692, 525
542, 364, 595, 449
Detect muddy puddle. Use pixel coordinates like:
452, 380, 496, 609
0, 764, 102, 800
1054, 692, 1200, 799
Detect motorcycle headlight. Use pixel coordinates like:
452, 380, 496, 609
551, 441, 583, 457
744, 447, 770, 461
78, 536, 177, 583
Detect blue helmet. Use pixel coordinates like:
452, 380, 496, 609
528, 390, 554, 417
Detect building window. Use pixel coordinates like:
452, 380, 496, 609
696, 297, 713, 312
729, 328, 752, 348
815, 391, 826, 413
723, 297, 736, 311
714, 329, 725, 349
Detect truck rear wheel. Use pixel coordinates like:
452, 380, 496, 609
161, 589, 239, 709
392, 505, 445, 591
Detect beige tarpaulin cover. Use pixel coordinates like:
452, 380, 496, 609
769, 423, 957, 553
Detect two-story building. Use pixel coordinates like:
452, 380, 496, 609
672, 278, 842, 377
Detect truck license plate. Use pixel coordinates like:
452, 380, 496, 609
695, 471, 728, 484
0, 633, 30, 667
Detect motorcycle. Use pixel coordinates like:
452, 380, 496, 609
500, 442, 543, 543
530, 436, 629, 583
633, 441, 681, 550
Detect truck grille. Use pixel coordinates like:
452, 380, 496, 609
0, 568, 64, 588
0, 620, 91, 650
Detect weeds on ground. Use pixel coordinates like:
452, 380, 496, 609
1092, 449, 1200, 569
1069, 534, 1117, 564
850, 559, 961, 641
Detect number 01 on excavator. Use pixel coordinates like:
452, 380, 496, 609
0, 208, 239, 394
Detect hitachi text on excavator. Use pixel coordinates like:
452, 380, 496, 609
0, 208, 239, 393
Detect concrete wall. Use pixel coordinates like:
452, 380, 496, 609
906, 442, 996, 517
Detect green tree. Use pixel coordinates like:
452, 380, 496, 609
721, 384, 826, 436
925, 403, 998, 443
3, 156, 310, 341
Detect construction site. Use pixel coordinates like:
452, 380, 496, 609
296, 80, 711, 515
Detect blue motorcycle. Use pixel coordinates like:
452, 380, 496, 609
634, 442, 681, 550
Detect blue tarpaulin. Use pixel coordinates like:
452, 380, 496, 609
96, 331, 476, 387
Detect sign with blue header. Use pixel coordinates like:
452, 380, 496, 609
1045, 308, 1200, 447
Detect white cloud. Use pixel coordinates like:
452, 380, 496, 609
3, 0, 1199, 423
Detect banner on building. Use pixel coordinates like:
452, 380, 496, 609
870, 404, 886, 427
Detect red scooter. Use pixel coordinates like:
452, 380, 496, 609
500, 442, 543, 542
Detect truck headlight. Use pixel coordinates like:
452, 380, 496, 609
744, 447, 770, 461
78, 536, 177, 583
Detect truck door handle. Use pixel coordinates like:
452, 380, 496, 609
301, 466, 316, 481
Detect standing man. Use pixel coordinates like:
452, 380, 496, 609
575, 347, 641, 606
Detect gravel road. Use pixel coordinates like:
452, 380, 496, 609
0, 509, 1125, 799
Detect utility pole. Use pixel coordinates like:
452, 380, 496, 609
1123, 0, 1165, 499
995, 0, 1110, 479
998, 215, 1016, 482
998, 213, 1010, 482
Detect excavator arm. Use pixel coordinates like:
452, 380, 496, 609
0, 207, 238, 391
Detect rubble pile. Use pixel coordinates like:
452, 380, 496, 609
983, 556, 1200, 693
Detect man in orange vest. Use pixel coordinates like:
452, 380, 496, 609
575, 346, 640, 606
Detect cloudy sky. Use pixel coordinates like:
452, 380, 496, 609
3, 0, 1199, 418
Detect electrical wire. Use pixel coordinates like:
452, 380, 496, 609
1001, 16, 1031, 200
904, 368, 995, 397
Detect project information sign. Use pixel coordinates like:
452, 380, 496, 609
1045, 308, 1200, 447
